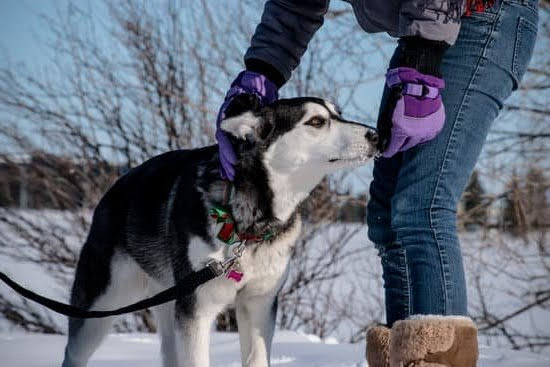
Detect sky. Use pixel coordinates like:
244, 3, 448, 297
0, 1, 64, 68
0, 0, 387, 116
0, 0, 386, 197
0, 0, 547, 194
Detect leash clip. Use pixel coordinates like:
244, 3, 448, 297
206, 240, 247, 278
231, 240, 246, 258
206, 260, 225, 277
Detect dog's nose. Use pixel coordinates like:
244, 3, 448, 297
365, 129, 378, 144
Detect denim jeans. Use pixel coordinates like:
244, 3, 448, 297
367, 0, 539, 326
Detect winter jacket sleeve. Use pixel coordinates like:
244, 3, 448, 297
244, 0, 330, 86
399, 0, 463, 45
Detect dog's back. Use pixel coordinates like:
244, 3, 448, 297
72, 146, 218, 293
64, 147, 218, 367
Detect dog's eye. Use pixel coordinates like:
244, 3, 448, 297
305, 117, 326, 128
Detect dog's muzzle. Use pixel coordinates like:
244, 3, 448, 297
365, 128, 379, 145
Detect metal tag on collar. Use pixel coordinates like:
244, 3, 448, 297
224, 240, 246, 282
226, 269, 244, 282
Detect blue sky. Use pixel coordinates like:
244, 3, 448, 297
0, 0, 389, 134
0, 1, 62, 68
0, 0, 387, 112
1, 1, 546, 193
0, 0, 385, 194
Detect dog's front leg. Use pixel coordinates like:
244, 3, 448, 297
235, 293, 278, 367
174, 310, 214, 367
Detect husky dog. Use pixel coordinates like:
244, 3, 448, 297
62, 96, 378, 367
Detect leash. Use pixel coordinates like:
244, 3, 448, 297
0, 248, 244, 319
0, 182, 276, 319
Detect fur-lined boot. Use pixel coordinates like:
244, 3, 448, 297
366, 325, 391, 367
389, 315, 479, 367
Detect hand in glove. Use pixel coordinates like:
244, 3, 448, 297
216, 70, 278, 180
377, 37, 448, 158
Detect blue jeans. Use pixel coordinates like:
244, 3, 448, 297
367, 0, 539, 326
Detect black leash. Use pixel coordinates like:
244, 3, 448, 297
0, 183, 253, 320
0, 263, 223, 319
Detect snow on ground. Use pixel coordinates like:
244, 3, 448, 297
1, 211, 549, 361
1, 331, 549, 367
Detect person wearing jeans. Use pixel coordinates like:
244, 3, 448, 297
215, 0, 539, 365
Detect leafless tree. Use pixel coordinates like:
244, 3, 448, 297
464, 230, 550, 353
458, 4, 550, 353
485, 2, 550, 163
1, 0, 547, 353
0, 0, 384, 337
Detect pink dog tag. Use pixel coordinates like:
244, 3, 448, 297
226, 270, 244, 282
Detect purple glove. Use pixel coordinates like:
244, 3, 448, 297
216, 71, 278, 180
379, 67, 445, 158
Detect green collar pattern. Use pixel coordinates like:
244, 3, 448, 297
209, 206, 274, 245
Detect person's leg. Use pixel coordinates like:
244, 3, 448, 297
367, 0, 539, 326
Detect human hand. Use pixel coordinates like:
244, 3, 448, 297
216, 71, 278, 180
377, 67, 445, 158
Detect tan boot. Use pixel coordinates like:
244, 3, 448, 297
389, 315, 479, 367
366, 325, 391, 367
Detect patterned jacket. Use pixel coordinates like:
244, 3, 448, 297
244, 0, 470, 82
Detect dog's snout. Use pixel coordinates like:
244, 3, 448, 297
365, 129, 378, 144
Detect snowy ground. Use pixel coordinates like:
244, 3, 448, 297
1, 211, 549, 363
1, 331, 549, 367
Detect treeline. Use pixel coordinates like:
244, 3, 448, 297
0, 153, 125, 209
4, 153, 547, 234
460, 168, 550, 235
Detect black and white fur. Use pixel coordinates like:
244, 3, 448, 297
61, 96, 378, 367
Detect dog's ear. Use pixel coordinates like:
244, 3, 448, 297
220, 111, 273, 143
223, 93, 262, 119
221, 94, 274, 142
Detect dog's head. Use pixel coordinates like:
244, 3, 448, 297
221, 94, 378, 175
220, 94, 378, 221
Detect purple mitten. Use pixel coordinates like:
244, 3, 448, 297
382, 67, 445, 158
216, 71, 278, 180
